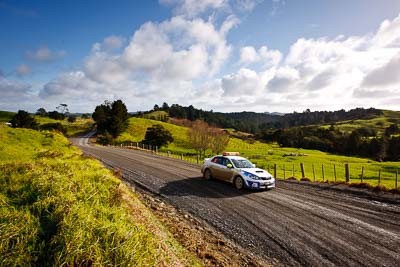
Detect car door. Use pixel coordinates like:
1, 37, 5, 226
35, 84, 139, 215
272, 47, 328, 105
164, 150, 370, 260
219, 157, 234, 181
209, 157, 223, 180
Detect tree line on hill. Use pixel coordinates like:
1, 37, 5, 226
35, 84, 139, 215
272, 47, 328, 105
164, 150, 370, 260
150, 103, 384, 134
257, 124, 400, 161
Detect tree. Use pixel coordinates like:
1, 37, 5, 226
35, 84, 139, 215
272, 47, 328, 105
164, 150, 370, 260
67, 116, 77, 123
48, 111, 65, 120
143, 124, 173, 148
209, 128, 230, 154
188, 120, 212, 159
92, 100, 129, 139
10, 110, 37, 129
56, 103, 69, 115
36, 108, 47, 117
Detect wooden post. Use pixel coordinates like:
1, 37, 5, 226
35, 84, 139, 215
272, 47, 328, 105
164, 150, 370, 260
312, 164, 316, 181
378, 169, 381, 185
322, 164, 325, 182
360, 166, 364, 183
274, 164, 277, 179
156, 146, 158, 154
345, 163, 350, 183
292, 164, 295, 177
196, 154, 199, 164
283, 164, 286, 179
168, 151, 170, 157
334, 164, 337, 182
396, 170, 398, 189
181, 154, 183, 160
300, 163, 305, 178
268, 165, 270, 173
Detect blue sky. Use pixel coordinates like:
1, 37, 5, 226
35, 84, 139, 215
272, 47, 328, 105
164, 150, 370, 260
1, 0, 400, 113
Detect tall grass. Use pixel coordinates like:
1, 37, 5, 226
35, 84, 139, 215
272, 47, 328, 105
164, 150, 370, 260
0, 125, 200, 266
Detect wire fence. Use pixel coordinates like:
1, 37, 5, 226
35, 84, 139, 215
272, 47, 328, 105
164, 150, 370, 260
113, 142, 399, 190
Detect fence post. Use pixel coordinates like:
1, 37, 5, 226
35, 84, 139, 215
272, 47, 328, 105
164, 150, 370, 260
334, 164, 337, 182
274, 164, 277, 179
312, 164, 316, 181
361, 166, 364, 183
378, 169, 381, 185
268, 165, 270, 173
168, 151, 170, 157
283, 164, 286, 179
322, 164, 325, 182
292, 164, 295, 177
181, 154, 183, 160
396, 170, 398, 189
300, 163, 305, 178
345, 163, 350, 183
196, 154, 199, 164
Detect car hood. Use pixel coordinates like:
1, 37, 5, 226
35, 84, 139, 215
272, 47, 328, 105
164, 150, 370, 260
239, 168, 273, 177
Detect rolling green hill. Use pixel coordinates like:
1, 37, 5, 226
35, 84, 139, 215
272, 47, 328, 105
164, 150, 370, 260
117, 117, 400, 189
320, 110, 400, 135
0, 125, 200, 266
0, 110, 15, 122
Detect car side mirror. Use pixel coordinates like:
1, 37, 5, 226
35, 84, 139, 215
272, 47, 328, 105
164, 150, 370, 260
227, 163, 233, 168
252, 164, 256, 168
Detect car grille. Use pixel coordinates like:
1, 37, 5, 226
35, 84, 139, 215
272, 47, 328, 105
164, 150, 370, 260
261, 177, 271, 180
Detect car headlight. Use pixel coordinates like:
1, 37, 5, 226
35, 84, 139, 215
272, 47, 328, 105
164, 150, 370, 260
242, 171, 260, 180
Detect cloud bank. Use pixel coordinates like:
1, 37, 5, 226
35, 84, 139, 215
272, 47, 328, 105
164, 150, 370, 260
2, 1, 400, 113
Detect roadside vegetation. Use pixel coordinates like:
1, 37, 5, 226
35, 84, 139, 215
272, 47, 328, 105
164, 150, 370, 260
0, 125, 200, 266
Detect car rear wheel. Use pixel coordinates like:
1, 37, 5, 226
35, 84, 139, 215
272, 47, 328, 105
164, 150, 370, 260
203, 169, 212, 180
234, 176, 244, 190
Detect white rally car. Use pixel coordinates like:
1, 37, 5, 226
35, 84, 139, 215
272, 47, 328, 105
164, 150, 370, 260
201, 152, 275, 190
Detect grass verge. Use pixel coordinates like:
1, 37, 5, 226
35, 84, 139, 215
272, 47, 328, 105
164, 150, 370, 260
0, 125, 201, 266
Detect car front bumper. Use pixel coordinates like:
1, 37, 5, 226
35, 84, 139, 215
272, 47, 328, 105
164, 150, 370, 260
245, 180, 275, 189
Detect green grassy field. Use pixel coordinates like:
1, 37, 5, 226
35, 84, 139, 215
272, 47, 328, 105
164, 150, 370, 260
118, 118, 400, 190
143, 110, 169, 121
320, 110, 400, 135
0, 125, 200, 266
34, 116, 94, 137
0, 111, 15, 123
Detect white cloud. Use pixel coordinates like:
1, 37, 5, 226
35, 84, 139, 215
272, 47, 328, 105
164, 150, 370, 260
7, 8, 399, 113
103, 35, 125, 50
160, 0, 227, 17
16, 64, 32, 76
239, 45, 282, 66
26, 46, 66, 62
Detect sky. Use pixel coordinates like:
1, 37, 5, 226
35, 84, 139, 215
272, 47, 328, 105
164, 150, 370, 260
1, 0, 400, 113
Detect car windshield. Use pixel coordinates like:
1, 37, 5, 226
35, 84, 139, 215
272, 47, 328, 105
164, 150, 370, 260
231, 159, 253, 168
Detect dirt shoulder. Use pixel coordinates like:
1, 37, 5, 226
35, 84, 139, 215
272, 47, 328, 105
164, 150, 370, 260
133, 185, 271, 267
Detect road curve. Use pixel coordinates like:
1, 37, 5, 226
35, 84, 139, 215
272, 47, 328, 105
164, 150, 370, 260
71, 138, 400, 267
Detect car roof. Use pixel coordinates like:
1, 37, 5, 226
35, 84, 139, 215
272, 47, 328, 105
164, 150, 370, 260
214, 155, 247, 160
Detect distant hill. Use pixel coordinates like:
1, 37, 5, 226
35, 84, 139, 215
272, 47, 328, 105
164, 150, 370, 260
0, 111, 15, 123
141, 104, 397, 134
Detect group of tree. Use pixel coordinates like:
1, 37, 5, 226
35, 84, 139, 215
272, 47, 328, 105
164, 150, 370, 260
10, 110, 67, 134
36, 104, 76, 122
142, 124, 173, 148
263, 124, 400, 161
148, 103, 384, 135
188, 120, 230, 158
92, 100, 129, 144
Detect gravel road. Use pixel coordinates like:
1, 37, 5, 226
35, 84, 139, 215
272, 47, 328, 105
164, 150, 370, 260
71, 138, 400, 267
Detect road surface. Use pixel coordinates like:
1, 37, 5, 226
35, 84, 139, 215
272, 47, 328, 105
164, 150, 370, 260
71, 137, 400, 266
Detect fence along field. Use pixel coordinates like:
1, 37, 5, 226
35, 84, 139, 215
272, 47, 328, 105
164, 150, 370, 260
114, 141, 400, 191
113, 117, 400, 190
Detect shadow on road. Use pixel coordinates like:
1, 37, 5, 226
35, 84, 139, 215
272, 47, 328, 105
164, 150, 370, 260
159, 176, 260, 199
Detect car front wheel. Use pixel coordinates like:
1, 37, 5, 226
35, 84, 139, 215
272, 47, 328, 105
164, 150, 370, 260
234, 176, 244, 190
203, 169, 212, 180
